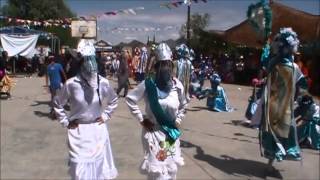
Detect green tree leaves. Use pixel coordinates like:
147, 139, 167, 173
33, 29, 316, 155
2, 0, 74, 20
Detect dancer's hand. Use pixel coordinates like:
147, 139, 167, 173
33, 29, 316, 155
67, 120, 78, 129
96, 117, 105, 125
141, 119, 154, 131
175, 122, 181, 129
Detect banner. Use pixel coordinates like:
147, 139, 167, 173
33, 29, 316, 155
1, 34, 39, 58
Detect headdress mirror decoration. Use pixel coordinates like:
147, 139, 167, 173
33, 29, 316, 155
156, 43, 172, 61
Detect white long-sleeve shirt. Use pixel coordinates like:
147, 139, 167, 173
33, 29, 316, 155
54, 75, 118, 127
126, 78, 187, 125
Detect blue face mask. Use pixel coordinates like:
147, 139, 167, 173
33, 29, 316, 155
155, 67, 172, 93
81, 56, 98, 77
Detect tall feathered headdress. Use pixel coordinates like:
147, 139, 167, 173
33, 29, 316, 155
247, 0, 272, 39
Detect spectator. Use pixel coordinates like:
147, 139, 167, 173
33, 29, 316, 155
46, 56, 67, 118
0, 51, 14, 98
96, 51, 107, 77
116, 50, 129, 97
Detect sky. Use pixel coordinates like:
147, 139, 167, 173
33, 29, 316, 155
66, 0, 319, 44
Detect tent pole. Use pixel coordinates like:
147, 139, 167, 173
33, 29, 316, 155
53, 38, 56, 55
13, 57, 15, 74
58, 38, 60, 55
51, 35, 53, 55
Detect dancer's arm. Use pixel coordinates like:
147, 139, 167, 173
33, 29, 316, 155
53, 83, 70, 127
101, 79, 119, 122
175, 78, 188, 126
126, 81, 146, 122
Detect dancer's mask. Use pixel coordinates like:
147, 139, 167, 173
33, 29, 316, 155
155, 43, 173, 93
77, 39, 98, 86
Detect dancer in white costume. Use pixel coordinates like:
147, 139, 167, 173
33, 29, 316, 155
126, 43, 187, 180
54, 39, 118, 180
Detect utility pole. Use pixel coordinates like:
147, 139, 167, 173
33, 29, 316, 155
186, 0, 191, 46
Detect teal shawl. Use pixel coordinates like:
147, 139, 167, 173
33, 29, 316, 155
145, 78, 181, 142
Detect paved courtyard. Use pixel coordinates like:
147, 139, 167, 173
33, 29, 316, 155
1, 76, 319, 179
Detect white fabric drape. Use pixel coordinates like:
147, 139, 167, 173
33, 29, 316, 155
0, 34, 39, 58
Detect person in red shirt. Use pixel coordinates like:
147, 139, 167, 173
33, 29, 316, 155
294, 53, 311, 88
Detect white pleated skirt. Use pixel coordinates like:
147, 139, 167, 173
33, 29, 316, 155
140, 130, 184, 180
67, 122, 117, 180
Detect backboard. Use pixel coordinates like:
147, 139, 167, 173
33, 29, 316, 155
71, 20, 97, 38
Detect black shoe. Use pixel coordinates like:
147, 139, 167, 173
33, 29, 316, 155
50, 111, 57, 120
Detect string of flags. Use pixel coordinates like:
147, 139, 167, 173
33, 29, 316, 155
0, 16, 72, 28
0, 6, 145, 27
0, 0, 208, 28
160, 0, 207, 9
102, 7, 145, 16
98, 25, 181, 33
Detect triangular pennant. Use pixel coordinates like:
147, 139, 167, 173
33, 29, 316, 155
135, 7, 145, 10
105, 12, 117, 15
127, 9, 137, 15
172, 2, 178, 7
117, 10, 123, 14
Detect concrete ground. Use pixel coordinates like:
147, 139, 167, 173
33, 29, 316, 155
1, 75, 319, 180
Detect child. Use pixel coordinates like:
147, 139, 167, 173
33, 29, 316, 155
189, 70, 201, 98
197, 73, 233, 112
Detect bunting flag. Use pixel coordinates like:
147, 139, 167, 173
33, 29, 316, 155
1, 0, 208, 28
103, 6, 145, 17
1, 6, 145, 27
97, 25, 180, 33
1, 16, 73, 28
160, 0, 207, 9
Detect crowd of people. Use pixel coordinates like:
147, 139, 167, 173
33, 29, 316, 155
0, 26, 319, 180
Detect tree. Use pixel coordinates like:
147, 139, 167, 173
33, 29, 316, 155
1, 0, 78, 48
2, 0, 74, 20
179, 13, 213, 56
179, 13, 210, 40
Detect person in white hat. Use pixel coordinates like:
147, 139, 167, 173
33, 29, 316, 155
126, 43, 187, 180
53, 39, 118, 179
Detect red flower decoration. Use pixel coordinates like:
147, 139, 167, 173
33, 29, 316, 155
156, 150, 167, 161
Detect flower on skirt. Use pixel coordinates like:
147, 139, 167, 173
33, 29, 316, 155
156, 149, 167, 161
156, 140, 177, 161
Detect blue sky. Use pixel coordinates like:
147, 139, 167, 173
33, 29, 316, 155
67, 0, 319, 44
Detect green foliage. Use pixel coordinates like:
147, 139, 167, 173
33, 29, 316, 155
2, 0, 77, 47
180, 13, 210, 39
36, 26, 78, 48
2, 0, 74, 20
179, 13, 257, 56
